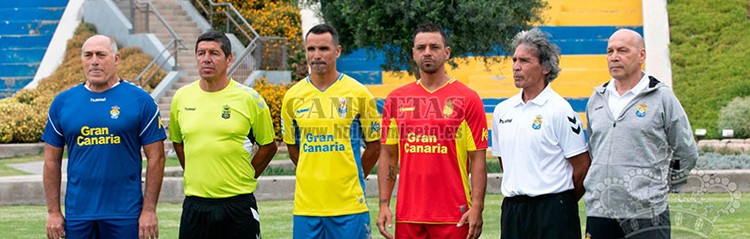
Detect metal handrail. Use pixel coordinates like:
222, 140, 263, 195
192, 0, 288, 81
127, 0, 185, 87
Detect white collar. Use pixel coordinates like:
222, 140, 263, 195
606, 72, 649, 96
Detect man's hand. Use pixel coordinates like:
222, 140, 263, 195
376, 205, 394, 239
457, 207, 483, 239
46, 212, 65, 239
138, 210, 159, 239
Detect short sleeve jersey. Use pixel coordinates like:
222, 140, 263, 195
41, 81, 166, 220
490, 86, 587, 197
381, 79, 488, 223
169, 80, 275, 198
281, 74, 381, 216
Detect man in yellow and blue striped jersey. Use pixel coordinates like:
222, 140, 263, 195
281, 23, 381, 239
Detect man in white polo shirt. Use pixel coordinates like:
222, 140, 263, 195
490, 28, 591, 239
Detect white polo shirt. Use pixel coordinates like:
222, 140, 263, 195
606, 73, 649, 118
491, 86, 588, 197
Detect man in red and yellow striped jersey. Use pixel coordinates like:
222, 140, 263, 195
376, 22, 488, 239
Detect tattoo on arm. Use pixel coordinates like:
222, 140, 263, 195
387, 165, 397, 183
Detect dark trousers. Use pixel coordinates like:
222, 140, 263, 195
585, 208, 670, 239
501, 190, 581, 239
179, 193, 261, 239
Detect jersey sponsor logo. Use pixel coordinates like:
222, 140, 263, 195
497, 118, 512, 124
532, 115, 543, 130
184, 107, 196, 111
404, 132, 448, 154
482, 128, 489, 142
594, 105, 604, 111
337, 98, 348, 118
109, 106, 120, 119
635, 104, 648, 117
222, 105, 231, 119
90, 97, 106, 102
77, 126, 121, 146
302, 133, 346, 153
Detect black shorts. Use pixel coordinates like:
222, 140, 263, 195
179, 193, 261, 239
501, 190, 580, 239
585, 208, 670, 239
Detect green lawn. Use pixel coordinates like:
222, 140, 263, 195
1, 194, 747, 238
0, 154, 43, 176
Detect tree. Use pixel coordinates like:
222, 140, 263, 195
313, 0, 547, 74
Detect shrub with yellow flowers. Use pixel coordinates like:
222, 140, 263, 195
210, 0, 308, 80
252, 78, 290, 141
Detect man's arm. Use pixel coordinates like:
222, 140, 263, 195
172, 142, 185, 169
252, 142, 278, 178
376, 144, 398, 239
568, 151, 591, 201
459, 149, 487, 239
288, 144, 299, 166
361, 141, 381, 177
139, 140, 166, 239
43, 143, 65, 239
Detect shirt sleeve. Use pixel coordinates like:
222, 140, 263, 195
41, 96, 65, 148
168, 92, 183, 143
250, 93, 275, 146
139, 97, 167, 146
359, 89, 381, 142
464, 92, 488, 150
556, 107, 588, 159
281, 91, 297, 145
663, 89, 698, 183
380, 94, 399, 145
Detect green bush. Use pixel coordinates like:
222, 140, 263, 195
697, 152, 750, 169
668, 0, 750, 139
717, 96, 750, 138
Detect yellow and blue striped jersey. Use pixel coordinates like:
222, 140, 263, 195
281, 73, 380, 216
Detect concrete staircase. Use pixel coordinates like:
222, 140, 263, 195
115, 0, 202, 125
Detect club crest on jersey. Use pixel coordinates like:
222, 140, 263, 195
635, 104, 648, 118
531, 115, 543, 130
222, 105, 231, 119
110, 106, 120, 119
338, 98, 348, 118
443, 99, 454, 118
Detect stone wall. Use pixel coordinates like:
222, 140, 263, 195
697, 139, 750, 153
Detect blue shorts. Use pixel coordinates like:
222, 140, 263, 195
65, 218, 138, 239
293, 212, 371, 239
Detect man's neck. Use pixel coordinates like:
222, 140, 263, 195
614, 72, 644, 96
86, 77, 119, 93
521, 82, 547, 103
200, 76, 230, 92
309, 71, 340, 91
419, 71, 450, 92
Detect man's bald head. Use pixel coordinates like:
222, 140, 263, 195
608, 29, 644, 50
82, 35, 118, 55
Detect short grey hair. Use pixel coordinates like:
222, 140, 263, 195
109, 38, 118, 55
511, 28, 561, 82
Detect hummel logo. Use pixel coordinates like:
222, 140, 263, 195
90, 98, 106, 102
184, 107, 196, 111
594, 106, 604, 111
498, 118, 512, 124
571, 125, 581, 134
399, 107, 415, 112
567, 116, 577, 124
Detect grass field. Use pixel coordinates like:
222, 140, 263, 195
0, 194, 747, 238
